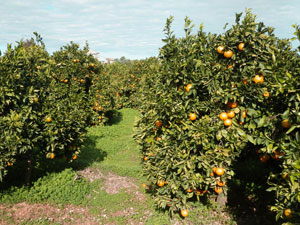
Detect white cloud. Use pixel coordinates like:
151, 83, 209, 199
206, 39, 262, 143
0, 0, 299, 59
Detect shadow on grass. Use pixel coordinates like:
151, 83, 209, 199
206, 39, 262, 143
226, 147, 281, 225
0, 134, 107, 191
107, 110, 123, 125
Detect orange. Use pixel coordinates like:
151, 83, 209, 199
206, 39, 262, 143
260, 154, 270, 163
157, 180, 165, 187
64, 79, 68, 84
242, 79, 247, 85
216, 180, 226, 187
156, 137, 162, 141
238, 43, 245, 51
227, 111, 235, 119
284, 208, 293, 218
72, 155, 77, 160
217, 46, 224, 54
155, 120, 163, 127
45, 117, 52, 123
50, 153, 55, 159
224, 119, 232, 127
180, 209, 189, 218
185, 84, 192, 93
189, 113, 197, 121
215, 167, 225, 176
141, 183, 147, 189
73, 77, 77, 81
7, 162, 12, 166
214, 187, 223, 194
227, 101, 237, 108
282, 119, 291, 129
242, 111, 247, 118
227, 64, 233, 69
33, 97, 38, 103
253, 75, 264, 84
224, 50, 233, 58
219, 112, 228, 121
187, 188, 193, 193
263, 91, 270, 98
212, 167, 217, 173
143, 156, 148, 161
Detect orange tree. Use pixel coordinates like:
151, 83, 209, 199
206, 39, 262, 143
135, 11, 300, 222
104, 58, 158, 110
0, 35, 52, 183
51, 42, 116, 126
0, 36, 104, 185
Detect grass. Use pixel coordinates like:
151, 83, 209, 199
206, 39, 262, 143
0, 108, 278, 224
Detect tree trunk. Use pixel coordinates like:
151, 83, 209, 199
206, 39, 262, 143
25, 151, 33, 187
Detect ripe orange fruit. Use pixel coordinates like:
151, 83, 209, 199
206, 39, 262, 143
219, 112, 228, 121
224, 119, 232, 127
224, 50, 233, 58
227, 101, 237, 108
143, 156, 148, 161
7, 162, 12, 166
185, 84, 192, 93
284, 208, 293, 218
260, 154, 270, 163
189, 113, 197, 121
72, 155, 77, 160
187, 188, 193, 193
216, 180, 226, 187
141, 183, 147, 189
215, 168, 225, 176
238, 43, 245, 51
45, 117, 52, 123
282, 119, 291, 129
80, 79, 85, 83
155, 120, 163, 127
242, 79, 247, 85
227, 111, 235, 119
227, 64, 233, 69
157, 180, 165, 187
214, 187, 223, 194
64, 79, 68, 84
253, 75, 264, 84
217, 46, 224, 54
181, 209, 189, 218
50, 153, 55, 159
242, 111, 247, 118
263, 91, 270, 98
156, 137, 162, 141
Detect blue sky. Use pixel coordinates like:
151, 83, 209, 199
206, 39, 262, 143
0, 0, 299, 60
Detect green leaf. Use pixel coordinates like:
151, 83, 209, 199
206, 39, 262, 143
257, 116, 266, 128
247, 135, 256, 144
